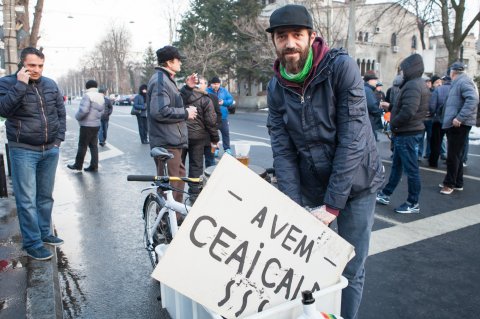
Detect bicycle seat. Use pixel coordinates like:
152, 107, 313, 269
150, 147, 174, 160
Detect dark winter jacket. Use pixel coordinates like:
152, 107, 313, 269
101, 96, 113, 121
133, 94, 147, 118
206, 86, 233, 120
365, 82, 383, 130
180, 86, 219, 143
267, 38, 384, 211
0, 75, 66, 151
385, 75, 403, 112
207, 93, 222, 130
390, 54, 430, 135
147, 68, 189, 149
442, 73, 479, 129
429, 80, 451, 123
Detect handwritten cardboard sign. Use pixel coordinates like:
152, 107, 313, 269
152, 155, 355, 318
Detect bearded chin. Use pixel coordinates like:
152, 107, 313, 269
278, 48, 310, 74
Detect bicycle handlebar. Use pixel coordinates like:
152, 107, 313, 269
127, 175, 202, 183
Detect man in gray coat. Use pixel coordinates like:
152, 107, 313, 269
67, 80, 105, 172
439, 62, 479, 194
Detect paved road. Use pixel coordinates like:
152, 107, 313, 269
55, 102, 480, 318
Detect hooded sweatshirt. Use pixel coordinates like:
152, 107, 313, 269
389, 54, 430, 135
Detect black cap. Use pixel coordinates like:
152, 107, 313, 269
376, 82, 383, 87
98, 87, 107, 94
210, 76, 221, 84
450, 61, 465, 71
363, 71, 378, 82
430, 75, 441, 84
156, 46, 186, 64
266, 4, 313, 33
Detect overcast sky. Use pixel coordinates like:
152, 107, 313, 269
37, 0, 479, 81
39, 0, 188, 80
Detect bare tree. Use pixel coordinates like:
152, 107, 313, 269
105, 23, 132, 93
436, 0, 480, 63
180, 28, 230, 76
16, 0, 44, 49
161, 0, 187, 44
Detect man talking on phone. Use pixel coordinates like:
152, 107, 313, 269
0, 47, 66, 261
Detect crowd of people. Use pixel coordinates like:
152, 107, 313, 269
371, 59, 479, 212
1, 4, 479, 319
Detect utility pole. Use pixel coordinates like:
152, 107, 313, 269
3, 0, 19, 74
347, 0, 356, 59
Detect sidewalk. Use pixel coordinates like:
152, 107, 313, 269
0, 164, 63, 318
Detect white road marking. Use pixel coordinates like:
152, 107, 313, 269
108, 121, 139, 134
369, 204, 480, 255
373, 214, 403, 226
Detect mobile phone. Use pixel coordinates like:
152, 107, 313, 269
17, 61, 24, 73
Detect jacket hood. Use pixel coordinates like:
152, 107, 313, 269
400, 54, 424, 82
392, 75, 404, 86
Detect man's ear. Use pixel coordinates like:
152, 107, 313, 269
310, 31, 317, 42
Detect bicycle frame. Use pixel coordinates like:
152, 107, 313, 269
143, 186, 191, 244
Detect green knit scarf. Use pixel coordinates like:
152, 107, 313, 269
280, 48, 313, 83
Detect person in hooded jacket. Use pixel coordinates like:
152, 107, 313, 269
133, 84, 149, 144
180, 76, 219, 201
68, 80, 105, 172
376, 54, 430, 213
265, 5, 384, 319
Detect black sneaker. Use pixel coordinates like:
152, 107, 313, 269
42, 235, 64, 246
84, 166, 98, 172
67, 164, 82, 171
26, 246, 53, 260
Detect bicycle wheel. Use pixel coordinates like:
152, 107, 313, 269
143, 193, 172, 267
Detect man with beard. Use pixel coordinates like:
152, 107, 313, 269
266, 5, 384, 319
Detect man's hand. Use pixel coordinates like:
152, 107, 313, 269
379, 101, 390, 111
310, 205, 337, 226
17, 67, 30, 84
452, 118, 461, 127
218, 99, 224, 106
186, 106, 197, 120
185, 73, 198, 89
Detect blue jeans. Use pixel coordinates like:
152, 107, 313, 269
219, 120, 230, 151
338, 193, 376, 319
383, 134, 422, 204
9, 146, 60, 249
98, 119, 109, 144
418, 120, 432, 157
204, 145, 215, 168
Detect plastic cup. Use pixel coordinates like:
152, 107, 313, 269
235, 142, 250, 166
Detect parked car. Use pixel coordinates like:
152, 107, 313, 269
115, 95, 133, 106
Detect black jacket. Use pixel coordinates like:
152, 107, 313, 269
0, 75, 66, 151
180, 87, 219, 143
267, 44, 384, 210
101, 96, 113, 120
390, 54, 430, 135
147, 68, 188, 149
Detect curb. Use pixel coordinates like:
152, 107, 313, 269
0, 177, 63, 319
26, 245, 63, 319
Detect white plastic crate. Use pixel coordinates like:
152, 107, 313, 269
159, 276, 347, 319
